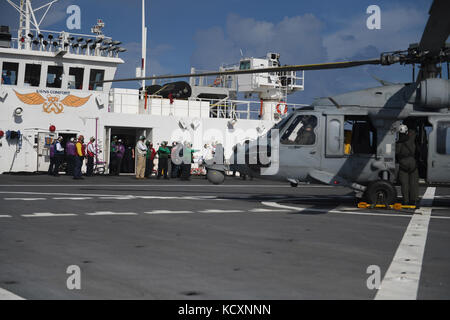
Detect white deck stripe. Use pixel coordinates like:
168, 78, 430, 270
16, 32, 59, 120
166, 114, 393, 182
261, 201, 414, 218
199, 209, 244, 213
22, 213, 78, 217
0, 287, 25, 300
0, 215, 12, 218
4, 198, 46, 201
0, 191, 223, 200
85, 211, 138, 216
52, 197, 93, 200
375, 187, 436, 300
146, 210, 193, 214
0, 184, 301, 187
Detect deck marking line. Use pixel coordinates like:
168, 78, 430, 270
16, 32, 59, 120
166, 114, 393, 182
0, 191, 225, 200
52, 197, 93, 200
0, 287, 25, 300
85, 211, 138, 216
375, 187, 436, 300
22, 212, 78, 217
145, 210, 193, 214
199, 209, 244, 213
261, 201, 413, 218
0, 184, 332, 188
4, 198, 46, 201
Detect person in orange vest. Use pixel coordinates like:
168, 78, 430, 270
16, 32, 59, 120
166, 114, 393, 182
86, 137, 96, 176
73, 135, 85, 180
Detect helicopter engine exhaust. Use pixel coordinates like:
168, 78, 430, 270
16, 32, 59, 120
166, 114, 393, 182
418, 78, 450, 109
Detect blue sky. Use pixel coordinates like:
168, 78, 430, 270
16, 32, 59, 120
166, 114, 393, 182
0, 0, 439, 103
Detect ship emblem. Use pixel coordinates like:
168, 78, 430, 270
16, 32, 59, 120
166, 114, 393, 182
14, 90, 91, 114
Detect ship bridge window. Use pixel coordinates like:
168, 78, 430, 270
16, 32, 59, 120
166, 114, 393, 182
46, 65, 63, 88
24, 64, 41, 87
68, 67, 84, 90
89, 69, 104, 91
239, 61, 251, 70
1, 62, 18, 85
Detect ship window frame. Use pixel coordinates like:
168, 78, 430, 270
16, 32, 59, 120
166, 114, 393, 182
239, 60, 251, 70
89, 69, 104, 91
46, 65, 64, 89
68, 67, 84, 90
1, 61, 19, 85
24, 63, 42, 87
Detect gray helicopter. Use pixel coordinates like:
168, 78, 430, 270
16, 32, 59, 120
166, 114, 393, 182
102, 0, 450, 205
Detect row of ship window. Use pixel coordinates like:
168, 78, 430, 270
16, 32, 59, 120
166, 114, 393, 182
1, 61, 104, 91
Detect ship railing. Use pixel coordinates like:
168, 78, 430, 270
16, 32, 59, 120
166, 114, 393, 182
187, 68, 238, 90
109, 90, 308, 120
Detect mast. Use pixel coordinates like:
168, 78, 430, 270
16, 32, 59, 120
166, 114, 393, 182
7, 0, 60, 49
141, 0, 147, 91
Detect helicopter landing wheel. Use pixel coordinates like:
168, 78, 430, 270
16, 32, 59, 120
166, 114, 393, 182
364, 180, 397, 206
290, 182, 298, 187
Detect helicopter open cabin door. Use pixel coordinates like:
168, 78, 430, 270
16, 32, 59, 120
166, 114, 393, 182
427, 119, 450, 183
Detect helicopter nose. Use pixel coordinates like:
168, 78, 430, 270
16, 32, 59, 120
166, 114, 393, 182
207, 169, 225, 184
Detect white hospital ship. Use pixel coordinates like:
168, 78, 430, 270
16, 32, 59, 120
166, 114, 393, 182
0, 0, 306, 174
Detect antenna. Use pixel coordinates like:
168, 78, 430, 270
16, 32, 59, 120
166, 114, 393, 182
141, 0, 147, 92
6, 0, 60, 49
91, 19, 105, 36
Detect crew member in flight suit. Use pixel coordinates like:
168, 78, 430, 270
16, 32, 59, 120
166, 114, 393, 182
396, 124, 419, 206
296, 124, 316, 145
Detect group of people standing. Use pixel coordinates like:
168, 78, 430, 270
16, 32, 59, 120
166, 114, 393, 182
135, 137, 198, 180
48, 134, 218, 181
48, 135, 97, 180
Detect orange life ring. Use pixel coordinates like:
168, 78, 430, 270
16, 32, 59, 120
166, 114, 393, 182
276, 101, 288, 114
213, 77, 221, 86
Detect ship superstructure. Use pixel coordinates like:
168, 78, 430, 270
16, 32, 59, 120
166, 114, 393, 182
0, 0, 306, 174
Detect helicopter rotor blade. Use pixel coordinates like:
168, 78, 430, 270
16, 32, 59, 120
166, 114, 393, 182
101, 58, 381, 84
418, 0, 450, 55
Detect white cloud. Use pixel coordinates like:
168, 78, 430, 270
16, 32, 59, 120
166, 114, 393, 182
190, 13, 327, 70
190, 8, 429, 104
323, 6, 427, 61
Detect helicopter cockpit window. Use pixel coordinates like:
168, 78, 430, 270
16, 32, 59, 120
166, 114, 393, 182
436, 122, 450, 155
281, 115, 317, 145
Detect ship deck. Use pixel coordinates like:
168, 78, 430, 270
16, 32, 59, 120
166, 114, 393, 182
0, 174, 449, 299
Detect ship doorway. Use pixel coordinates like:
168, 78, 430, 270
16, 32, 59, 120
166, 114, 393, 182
107, 127, 152, 174
37, 131, 57, 172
